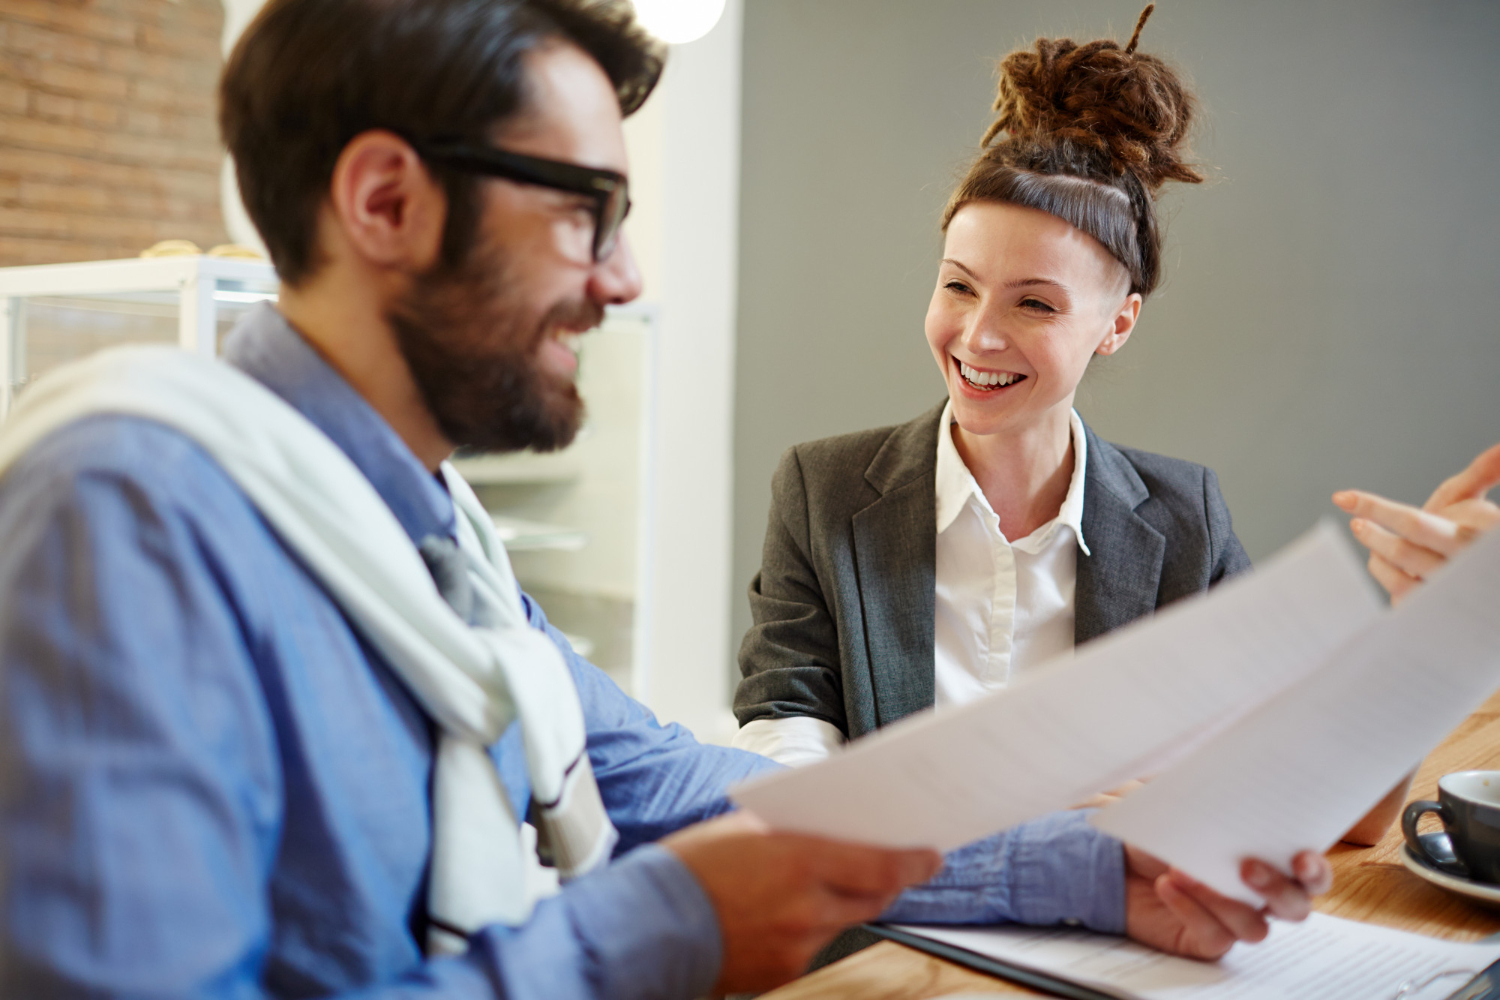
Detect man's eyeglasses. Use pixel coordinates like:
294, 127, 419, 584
410, 139, 630, 263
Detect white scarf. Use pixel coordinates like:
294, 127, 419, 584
0, 345, 618, 955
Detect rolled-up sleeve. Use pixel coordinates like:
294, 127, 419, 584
881, 810, 1126, 934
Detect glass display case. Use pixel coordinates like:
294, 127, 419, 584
0, 255, 279, 419
0, 256, 658, 698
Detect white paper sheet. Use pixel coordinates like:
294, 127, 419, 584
731, 524, 1379, 851
893, 912, 1500, 1000
1093, 524, 1500, 903
732, 524, 1374, 851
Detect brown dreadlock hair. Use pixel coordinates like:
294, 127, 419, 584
941, 5, 1200, 296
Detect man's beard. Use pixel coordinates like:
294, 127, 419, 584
387, 236, 601, 454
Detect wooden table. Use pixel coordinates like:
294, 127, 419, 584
761, 689, 1500, 999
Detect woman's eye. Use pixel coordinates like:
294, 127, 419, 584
1020, 297, 1056, 313
944, 280, 972, 295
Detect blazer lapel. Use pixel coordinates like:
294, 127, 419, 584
1076, 426, 1165, 645
850, 404, 942, 729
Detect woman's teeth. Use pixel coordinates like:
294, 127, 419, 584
959, 361, 1024, 389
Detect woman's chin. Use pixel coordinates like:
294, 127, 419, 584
948, 384, 1025, 432
946, 386, 1071, 441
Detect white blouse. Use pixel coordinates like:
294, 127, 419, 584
733, 404, 1090, 766
932, 402, 1089, 706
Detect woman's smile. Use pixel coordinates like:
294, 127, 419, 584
955, 357, 1027, 392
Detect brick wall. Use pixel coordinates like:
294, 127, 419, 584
0, 0, 230, 267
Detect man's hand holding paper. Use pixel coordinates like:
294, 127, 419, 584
663, 812, 943, 992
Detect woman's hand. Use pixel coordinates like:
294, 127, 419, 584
1124, 847, 1331, 960
1333, 443, 1500, 604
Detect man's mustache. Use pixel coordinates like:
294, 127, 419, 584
532, 299, 605, 347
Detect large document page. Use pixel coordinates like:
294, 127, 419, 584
888, 913, 1500, 1000
1093, 524, 1500, 903
731, 525, 1379, 851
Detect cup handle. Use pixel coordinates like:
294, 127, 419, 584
1402, 799, 1454, 866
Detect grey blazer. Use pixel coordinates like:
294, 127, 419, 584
734, 402, 1253, 738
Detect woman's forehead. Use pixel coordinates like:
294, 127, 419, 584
943, 201, 1124, 290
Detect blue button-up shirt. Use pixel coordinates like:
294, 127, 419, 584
0, 305, 1123, 999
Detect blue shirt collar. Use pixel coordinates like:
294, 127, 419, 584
220, 303, 456, 545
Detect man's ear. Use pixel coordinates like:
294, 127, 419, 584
1096, 292, 1142, 356
325, 130, 446, 273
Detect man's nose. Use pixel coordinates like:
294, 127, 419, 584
590, 233, 644, 306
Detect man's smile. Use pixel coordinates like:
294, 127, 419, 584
538, 328, 581, 377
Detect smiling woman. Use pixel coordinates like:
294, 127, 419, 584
731, 8, 1251, 764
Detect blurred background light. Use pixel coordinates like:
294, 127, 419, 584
631, 0, 726, 44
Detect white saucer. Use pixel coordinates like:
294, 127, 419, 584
1401, 834, 1500, 910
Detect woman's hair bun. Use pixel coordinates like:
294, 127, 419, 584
982, 5, 1202, 192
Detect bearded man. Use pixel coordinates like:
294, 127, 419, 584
0, 1, 1328, 997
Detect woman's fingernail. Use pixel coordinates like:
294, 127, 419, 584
1332, 491, 1355, 509
1349, 518, 1366, 534
1245, 863, 1272, 890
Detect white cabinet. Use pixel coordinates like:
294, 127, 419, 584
452, 304, 658, 696
0, 256, 661, 701
0, 255, 279, 419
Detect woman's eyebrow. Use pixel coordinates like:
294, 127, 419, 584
941, 259, 1072, 294
939, 258, 981, 280
1006, 277, 1069, 292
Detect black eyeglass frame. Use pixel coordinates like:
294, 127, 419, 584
409, 138, 630, 262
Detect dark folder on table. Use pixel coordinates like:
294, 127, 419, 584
866, 923, 1500, 1000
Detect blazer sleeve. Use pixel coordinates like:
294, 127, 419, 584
1204, 465, 1253, 582
734, 447, 849, 735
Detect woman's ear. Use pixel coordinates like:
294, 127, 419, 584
1096, 292, 1142, 356
325, 129, 447, 274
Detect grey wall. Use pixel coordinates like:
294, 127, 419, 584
732, 0, 1500, 667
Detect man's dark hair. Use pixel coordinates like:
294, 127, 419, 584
220, 0, 663, 286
